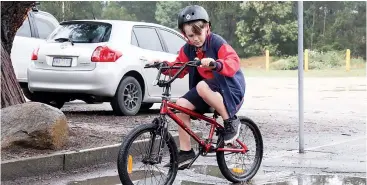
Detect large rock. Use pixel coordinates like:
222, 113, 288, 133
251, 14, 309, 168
1, 102, 69, 149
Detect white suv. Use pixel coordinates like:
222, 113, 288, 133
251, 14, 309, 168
11, 8, 59, 100
28, 20, 189, 116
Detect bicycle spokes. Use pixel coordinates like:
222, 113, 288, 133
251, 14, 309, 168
220, 122, 259, 177
125, 131, 173, 185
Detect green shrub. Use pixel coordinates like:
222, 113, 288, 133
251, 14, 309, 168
270, 56, 298, 70
270, 50, 366, 70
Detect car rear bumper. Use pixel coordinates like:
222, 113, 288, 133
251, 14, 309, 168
28, 63, 120, 97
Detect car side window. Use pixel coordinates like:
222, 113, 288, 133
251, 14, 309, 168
15, 17, 32, 38
133, 27, 164, 52
34, 14, 57, 39
159, 29, 186, 54
131, 31, 139, 47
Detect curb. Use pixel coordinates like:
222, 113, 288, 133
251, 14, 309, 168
1, 131, 202, 181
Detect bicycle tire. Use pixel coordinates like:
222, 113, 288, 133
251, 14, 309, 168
117, 123, 178, 185
216, 116, 263, 183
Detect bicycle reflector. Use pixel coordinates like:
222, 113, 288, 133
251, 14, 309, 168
232, 168, 244, 174
128, 155, 133, 174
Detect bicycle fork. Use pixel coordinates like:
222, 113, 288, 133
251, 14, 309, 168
144, 118, 167, 165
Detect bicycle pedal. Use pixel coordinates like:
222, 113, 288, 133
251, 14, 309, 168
178, 163, 190, 170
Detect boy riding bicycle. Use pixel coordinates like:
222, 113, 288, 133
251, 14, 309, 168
152, 5, 246, 168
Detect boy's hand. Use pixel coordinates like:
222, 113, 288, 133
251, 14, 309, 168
148, 58, 163, 64
146, 58, 165, 69
200, 58, 216, 69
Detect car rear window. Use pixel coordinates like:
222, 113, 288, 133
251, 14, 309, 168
49, 22, 112, 43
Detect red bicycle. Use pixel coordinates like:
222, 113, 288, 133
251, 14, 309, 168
117, 60, 263, 185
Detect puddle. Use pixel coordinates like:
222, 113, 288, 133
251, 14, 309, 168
67, 175, 120, 185
263, 175, 366, 185
180, 181, 215, 185
67, 170, 166, 185
66, 167, 366, 185
189, 165, 226, 179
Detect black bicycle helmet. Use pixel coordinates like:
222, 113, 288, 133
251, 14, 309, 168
177, 5, 210, 31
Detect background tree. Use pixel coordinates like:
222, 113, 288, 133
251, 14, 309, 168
36, 1, 365, 58
235, 2, 298, 57
116, 1, 158, 23
1, 1, 35, 108
38, 1, 104, 21
101, 1, 137, 21
155, 1, 183, 29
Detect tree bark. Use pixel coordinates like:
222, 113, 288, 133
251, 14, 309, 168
1, 1, 35, 108
1, 42, 26, 108
311, 5, 316, 50
1, 1, 35, 54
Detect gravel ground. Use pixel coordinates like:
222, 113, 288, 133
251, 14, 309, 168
2, 77, 365, 162
1, 105, 211, 161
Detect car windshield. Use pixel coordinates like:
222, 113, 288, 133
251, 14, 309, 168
49, 22, 112, 43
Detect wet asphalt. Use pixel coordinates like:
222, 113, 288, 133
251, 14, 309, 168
2, 77, 366, 184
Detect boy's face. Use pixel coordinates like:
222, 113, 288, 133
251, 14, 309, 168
183, 24, 209, 48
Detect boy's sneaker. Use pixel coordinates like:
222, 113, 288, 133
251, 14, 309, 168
223, 116, 241, 144
164, 149, 195, 168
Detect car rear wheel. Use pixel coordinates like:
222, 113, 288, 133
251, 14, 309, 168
140, 103, 154, 110
22, 87, 38, 101
22, 89, 66, 109
111, 76, 142, 116
46, 100, 65, 109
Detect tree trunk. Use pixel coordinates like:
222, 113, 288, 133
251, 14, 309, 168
311, 6, 316, 50
1, 1, 35, 108
323, 8, 327, 37
1, 42, 25, 108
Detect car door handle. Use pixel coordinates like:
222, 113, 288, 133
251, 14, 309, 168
139, 57, 148, 62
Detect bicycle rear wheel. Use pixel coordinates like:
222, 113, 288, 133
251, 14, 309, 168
216, 116, 263, 183
117, 123, 178, 185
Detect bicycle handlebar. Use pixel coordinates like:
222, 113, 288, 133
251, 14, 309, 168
144, 58, 216, 87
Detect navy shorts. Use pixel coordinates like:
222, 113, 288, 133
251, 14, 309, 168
182, 79, 221, 114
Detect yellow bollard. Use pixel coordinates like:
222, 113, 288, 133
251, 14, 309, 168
128, 155, 133, 174
346, 49, 350, 72
304, 49, 308, 72
265, 50, 269, 72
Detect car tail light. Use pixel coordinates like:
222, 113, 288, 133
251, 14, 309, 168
91, 46, 122, 62
31, 47, 39, 60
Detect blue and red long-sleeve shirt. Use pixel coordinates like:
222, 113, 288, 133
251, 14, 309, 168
163, 33, 246, 118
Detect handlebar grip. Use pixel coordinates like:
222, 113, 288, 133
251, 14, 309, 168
144, 62, 162, 68
194, 60, 216, 68
209, 61, 216, 67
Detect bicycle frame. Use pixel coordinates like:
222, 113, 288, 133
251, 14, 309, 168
145, 60, 248, 154
160, 99, 248, 154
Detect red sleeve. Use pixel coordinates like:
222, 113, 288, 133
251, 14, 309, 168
162, 47, 189, 78
215, 44, 240, 77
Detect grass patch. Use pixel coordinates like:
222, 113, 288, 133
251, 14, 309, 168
240, 50, 366, 77
269, 50, 366, 70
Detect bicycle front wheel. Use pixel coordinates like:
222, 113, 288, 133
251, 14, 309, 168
216, 116, 263, 183
117, 123, 178, 185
